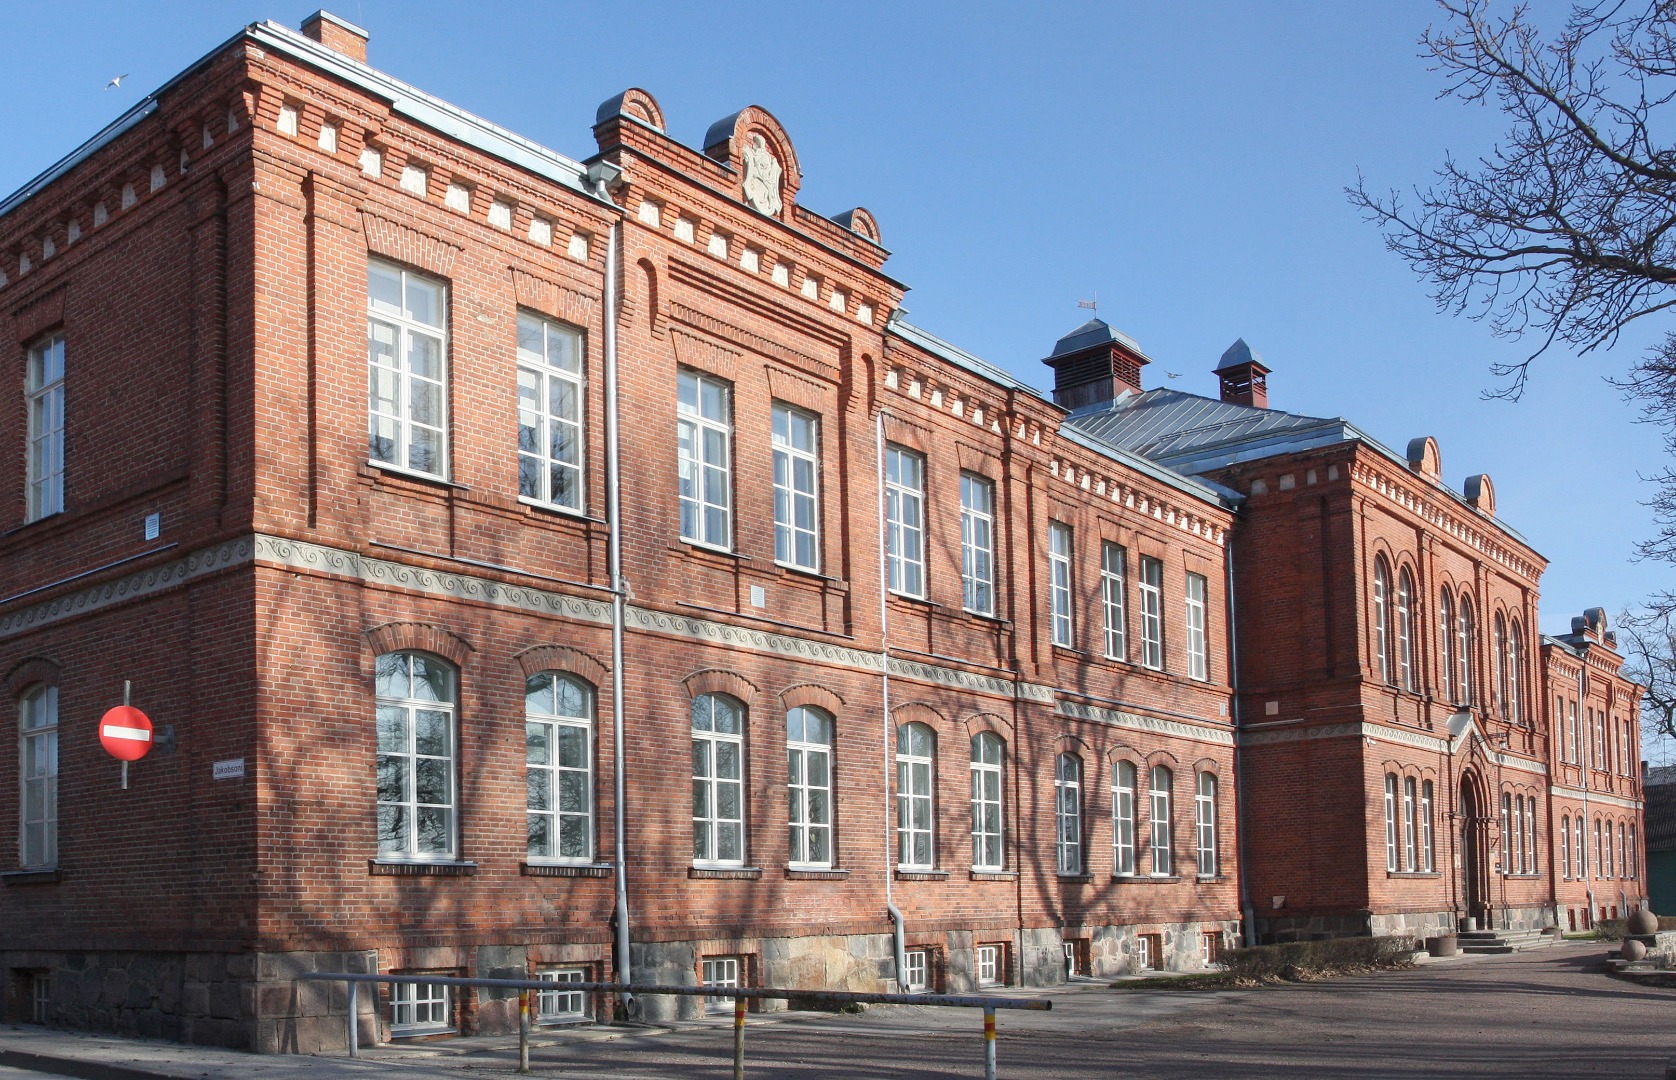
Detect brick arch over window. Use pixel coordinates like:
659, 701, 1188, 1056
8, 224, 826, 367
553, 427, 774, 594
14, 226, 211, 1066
513, 645, 609, 687
1143, 749, 1180, 768
1190, 757, 1220, 776
1056, 733, 1093, 755
1105, 744, 1144, 769
5, 657, 62, 697
891, 701, 947, 730
780, 683, 843, 714
364, 622, 474, 666
682, 669, 759, 704
960, 712, 1013, 740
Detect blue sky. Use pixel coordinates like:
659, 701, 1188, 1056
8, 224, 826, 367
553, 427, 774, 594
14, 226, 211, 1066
2, 0, 1668, 637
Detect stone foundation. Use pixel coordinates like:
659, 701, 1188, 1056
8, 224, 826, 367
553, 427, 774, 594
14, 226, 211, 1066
1368, 910, 1457, 942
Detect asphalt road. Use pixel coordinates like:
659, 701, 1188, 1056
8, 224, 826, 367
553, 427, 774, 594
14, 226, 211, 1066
430, 945, 1676, 1079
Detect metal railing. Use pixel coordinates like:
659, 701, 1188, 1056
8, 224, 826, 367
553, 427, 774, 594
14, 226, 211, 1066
297, 972, 1052, 1079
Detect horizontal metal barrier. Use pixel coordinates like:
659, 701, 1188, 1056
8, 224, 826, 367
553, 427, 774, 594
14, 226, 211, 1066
298, 971, 1052, 1079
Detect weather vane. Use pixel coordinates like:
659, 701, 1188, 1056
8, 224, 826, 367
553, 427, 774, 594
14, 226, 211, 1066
1077, 296, 1098, 312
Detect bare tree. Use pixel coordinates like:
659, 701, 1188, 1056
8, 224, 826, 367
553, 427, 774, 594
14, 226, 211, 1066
1618, 606, 1676, 743
1351, 0, 1676, 559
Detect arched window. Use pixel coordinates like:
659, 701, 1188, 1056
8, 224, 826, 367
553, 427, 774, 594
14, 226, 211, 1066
1508, 619, 1524, 725
1195, 772, 1218, 877
692, 693, 745, 865
1384, 774, 1399, 871
1458, 595, 1476, 706
1439, 590, 1457, 703
1402, 777, 1418, 871
19, 685, 58, 870
1373, 558, 1394, 684
1112, 761, 1137, 876
1606, 817, 1616, 877
375, 651, 458, 859
1630, 824, 1639, 879
970, 733, 1005, 871
1576, 815, 1587, 879
1525, 796, 1538, 874
896, 723, 935, 869
1055, 754, 1083, 875
1396, 569, 1417, 691
1620, 822, 1629, 879
1149, 765, 1173, 876
1501, 792, 1515, 875
1595, 817, 1606, 878
1421, 779, 1435, 871
787, 707, 834, 868
1561, 814, 1572, 878
525, 672, 593, 862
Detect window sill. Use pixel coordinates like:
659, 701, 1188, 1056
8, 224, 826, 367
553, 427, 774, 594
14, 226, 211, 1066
672, 541, 750, 561
1196, 874, 1227, 884
369, 860, 477, 876
786, 867, 849, 880
1057, 873, 1094, 883
970, 869, 1018, 881
689, 866, 762, 880
1386, 871, 1442, 879
1051, 644, 1088, 659
963, 608, 1009, 626
390, 1027, 457, 1039
523, 862, 613, 878
895, 869, 949, 882
1112, 874, 1181, 884
518, 496, 604, 524
361, 462, 466, 491
888, 592, 939, 609
1501, 872, 1542, 880
2, 869, 61, 886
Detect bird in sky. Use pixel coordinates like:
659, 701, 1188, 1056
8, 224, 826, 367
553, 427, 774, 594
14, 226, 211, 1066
1165, 372, 1183, 380
106, 74, 129, 90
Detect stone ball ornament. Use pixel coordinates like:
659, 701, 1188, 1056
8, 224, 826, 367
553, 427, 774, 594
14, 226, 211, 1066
1628, 908, 1659, 936
1621, 938, 1648, 961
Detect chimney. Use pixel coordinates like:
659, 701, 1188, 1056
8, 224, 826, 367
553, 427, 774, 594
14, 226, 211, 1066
301, 10, 369, 63
1042, 318, 1151, 411
1214, 338, 1270, 409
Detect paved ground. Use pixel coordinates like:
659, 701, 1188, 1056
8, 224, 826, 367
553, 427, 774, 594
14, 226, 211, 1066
2, 943, 1671, 1079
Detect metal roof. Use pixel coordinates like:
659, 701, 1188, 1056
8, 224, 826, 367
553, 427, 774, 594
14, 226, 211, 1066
1066, 388, 1356, 474
1047, 318, 1152, 364
0, 18, 603, 225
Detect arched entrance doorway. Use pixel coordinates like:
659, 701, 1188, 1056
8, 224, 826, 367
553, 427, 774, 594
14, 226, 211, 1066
1459, 772, 1487, 927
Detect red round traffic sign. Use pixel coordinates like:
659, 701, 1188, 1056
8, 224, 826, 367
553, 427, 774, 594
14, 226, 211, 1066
99, 706, 154, 762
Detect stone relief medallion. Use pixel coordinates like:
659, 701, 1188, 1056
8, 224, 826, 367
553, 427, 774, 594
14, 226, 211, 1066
741, 133, 783, 216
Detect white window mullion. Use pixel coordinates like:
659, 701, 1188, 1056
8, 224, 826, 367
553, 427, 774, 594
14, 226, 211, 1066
1048, 522, 1073, 648
970, 734, 1004, 871
25, 335, 65, 521
678, 372, 733, 549
1113, 762, 1136, 875
885, 447, 925, 597
516, 313, 585, 511
1185, 572, 1208, 681
1101, 543, 1127, 661
367, 262, 448, 478
525, 673, 593, 863
772, 404, 820, 571
1139, 557, 1164, 670
896, 723, 935, 869
960, 474, 995, 615
787, 707, 833, 868
692, 695, 744, 866
1055, 755, 1082, 875
19, 686, 59, 869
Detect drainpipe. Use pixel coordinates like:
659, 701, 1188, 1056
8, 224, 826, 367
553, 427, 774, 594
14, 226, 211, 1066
1226, 541, 1258, 946
1578, 659, 1596, 925
588, 162, 632, 1010
876, 406, 907, 987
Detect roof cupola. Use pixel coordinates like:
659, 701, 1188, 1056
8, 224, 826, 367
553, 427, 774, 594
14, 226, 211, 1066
1043, 318, 1151, 410
1214, 338, 1271, 409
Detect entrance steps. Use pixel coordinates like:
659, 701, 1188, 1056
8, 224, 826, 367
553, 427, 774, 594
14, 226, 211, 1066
1456, 928, 1561, 954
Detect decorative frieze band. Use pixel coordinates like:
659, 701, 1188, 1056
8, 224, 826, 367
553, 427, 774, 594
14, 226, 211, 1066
1549, 785, 1643, 811
1057, 700, 1234, 746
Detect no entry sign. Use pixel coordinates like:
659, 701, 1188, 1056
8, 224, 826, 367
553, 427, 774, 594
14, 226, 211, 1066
99, 705, 154, 762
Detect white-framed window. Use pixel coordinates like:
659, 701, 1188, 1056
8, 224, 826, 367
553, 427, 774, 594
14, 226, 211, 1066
1630, 823, 1639, 879
525, 673, 593, 863
1195, 772, 1218, 877
375, 652, 457, 860
885, 446, 926, 597
1528, 796, 1539, 874
1396, 569, 1416, 691
702, 956, 741, 1013
678, 370, 733, 549
1605, 816, 1615, 877
1185, 572, 1208, 681
1134, 935, 1151, 972
692, 694, 745, 865
1055, 754, 1083, 875
1501, 792, 1517, 874
1383, 774, 1398, 872
970, 733, 1005, 871
19, 686, 58, 869
1493, 613, 1509, 717
1562, 814, 1573, 878
1421, 779, 1435, 872
536, 968, 587, 1023
1439, 591, 1457, 703
1101, 542, 1127, 661
1138, 556, 1164, 670
1576, 815, 1587, 879
1373, 558, 1393, 684
903, 948, 929, 992
896, 722, 935, 868
1402, 777, 1417, 872
975, 944, 1001, 986
367, 261, 448, 477
30, 973, 49, 1024
1508, 620, 1524, 724
517, 312, 585, 511
1149, 765, 1172, 876
786, 707, 834, 868
960, 474, 995, 615
1568, 699, 1580, 763
1200, 932, 1222, 967
1048, 522, 1074, 647
1457, 595, 1475, 706
26, 335, 65, 521
772, 403, 820, 571
1595, 817, 1605, 878
1113, 760, 1136, 875
390, 980, 451, 1035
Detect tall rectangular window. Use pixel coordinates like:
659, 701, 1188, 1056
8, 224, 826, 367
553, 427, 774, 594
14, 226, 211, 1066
375, 653, 457, 860
1195, 772, 1218, 877
516, 313, 584, 511
786, 707, 834, 868
1384, 774, 1398, 871
896, 723, 935, 869
1185, 572, 1208, 681
691, 694, 745, 865
368, 262, 447, 477
885, 446, 926, 597
960, 474, 995, 615
1149, 766, 1173, 876
1402, 777, 1417, 872
25, 335, 65, 521
772, 404, 820, 570
1421, 780, 1435, 871
1112, 761, 1136, 875
1055, 754, 1083, 875
19, 687, 58, 869
1048, 522, 1074, 648
678, 371, 733, 549
1138, 557, 1164, 670
1101, 543, 1127, 661
525, 673, 593, 863
970, 733, 1004, 871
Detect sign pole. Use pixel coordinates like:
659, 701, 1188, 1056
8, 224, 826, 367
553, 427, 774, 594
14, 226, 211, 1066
121, 681, 132, 790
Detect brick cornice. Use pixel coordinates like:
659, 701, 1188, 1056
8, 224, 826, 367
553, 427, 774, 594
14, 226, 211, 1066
1349, 455, 1543, 583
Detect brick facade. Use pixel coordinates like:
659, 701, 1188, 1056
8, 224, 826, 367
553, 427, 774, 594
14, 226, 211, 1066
0, 10, 1644, 1052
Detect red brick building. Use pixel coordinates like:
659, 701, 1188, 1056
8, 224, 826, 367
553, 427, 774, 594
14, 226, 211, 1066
0, 9, 1642, 1054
